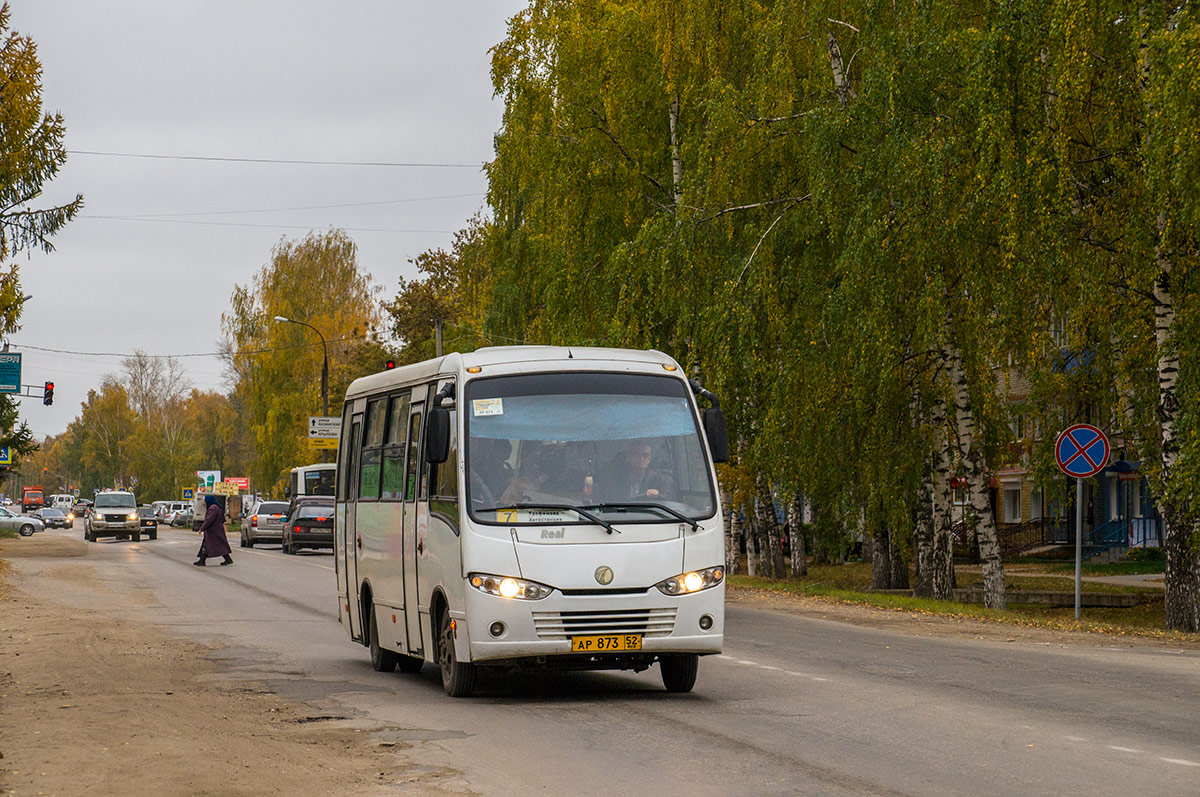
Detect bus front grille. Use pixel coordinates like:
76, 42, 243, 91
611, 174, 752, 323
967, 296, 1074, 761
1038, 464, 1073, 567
532, 608, 676, 640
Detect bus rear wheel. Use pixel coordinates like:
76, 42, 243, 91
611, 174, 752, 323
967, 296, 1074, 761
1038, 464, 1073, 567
369, 608, 398, 673
438, 609, 477, 697
660, 654, 699, 693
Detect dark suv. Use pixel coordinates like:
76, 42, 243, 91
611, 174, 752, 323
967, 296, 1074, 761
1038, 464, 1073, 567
282, 497, 334, 555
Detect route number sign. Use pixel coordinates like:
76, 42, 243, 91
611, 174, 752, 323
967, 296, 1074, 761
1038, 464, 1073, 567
1055, 424, 1109, 479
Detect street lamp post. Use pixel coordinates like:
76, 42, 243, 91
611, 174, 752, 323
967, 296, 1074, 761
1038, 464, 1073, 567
274, 316, 330, 460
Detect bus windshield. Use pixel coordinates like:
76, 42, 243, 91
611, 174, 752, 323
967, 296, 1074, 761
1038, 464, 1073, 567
303, 467, 336, 496
465, 372, 716, 525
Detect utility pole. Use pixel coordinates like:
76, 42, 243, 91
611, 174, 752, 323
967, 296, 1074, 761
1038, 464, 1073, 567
435, 318, 444, 357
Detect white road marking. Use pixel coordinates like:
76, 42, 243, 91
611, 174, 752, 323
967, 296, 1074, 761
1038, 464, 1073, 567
1065, 736, 1088, 742
1107, 746, 1143, 754
719, 655, 828, 682
1160, 757, 1200, 767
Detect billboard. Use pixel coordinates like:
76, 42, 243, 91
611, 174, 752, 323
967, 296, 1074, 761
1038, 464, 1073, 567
196, 470, 222, 491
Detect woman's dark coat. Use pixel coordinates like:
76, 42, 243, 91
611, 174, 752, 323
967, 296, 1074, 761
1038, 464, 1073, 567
198, 499, 232, 557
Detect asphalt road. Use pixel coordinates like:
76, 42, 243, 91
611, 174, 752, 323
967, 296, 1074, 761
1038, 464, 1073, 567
15, 526, 1200, 795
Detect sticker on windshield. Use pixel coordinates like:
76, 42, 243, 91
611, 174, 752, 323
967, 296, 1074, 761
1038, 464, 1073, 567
473, 398, 504, 417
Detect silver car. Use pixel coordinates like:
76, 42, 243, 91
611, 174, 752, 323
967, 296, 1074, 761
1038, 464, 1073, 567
0, 506, 44, 537
241, 500, 288, 547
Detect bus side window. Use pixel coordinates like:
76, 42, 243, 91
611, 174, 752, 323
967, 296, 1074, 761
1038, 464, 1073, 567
358, 398, 387, 500
336, 403, 353, 501
346, 419, 362, 500
431, 407, 458, 501
381, 394, 410, 500
403, 409, 423, 502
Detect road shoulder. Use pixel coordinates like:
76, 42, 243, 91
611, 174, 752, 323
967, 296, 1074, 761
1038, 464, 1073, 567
0, 552, 463, 796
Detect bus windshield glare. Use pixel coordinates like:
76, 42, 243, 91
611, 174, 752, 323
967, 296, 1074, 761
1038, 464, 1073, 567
466, 372, 716, 524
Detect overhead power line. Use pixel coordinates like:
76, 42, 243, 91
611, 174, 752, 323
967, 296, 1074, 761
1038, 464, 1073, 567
113, 192, 486, 218
66, 149, 482, 168
78, 215, 458, 234
13, 334, 373, 359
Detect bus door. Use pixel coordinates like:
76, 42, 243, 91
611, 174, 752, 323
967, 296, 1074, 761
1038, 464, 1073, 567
342, 414, 364, 642
401, 399, 425, 656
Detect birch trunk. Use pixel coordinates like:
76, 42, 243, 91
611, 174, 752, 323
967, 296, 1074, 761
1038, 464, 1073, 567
730, 500, 747, 575
826, 33, 856, 107
915, 378, 956, 599
787, 493, 807, 577
668, 93, 683, 209
755, 477, 786, 579
1154, 234, 1200, 630
943, 332, 1006, 609
721, 486, 738, 573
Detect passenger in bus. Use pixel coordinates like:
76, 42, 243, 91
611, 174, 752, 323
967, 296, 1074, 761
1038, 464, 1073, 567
500, 443, 549, 505
471, 437, 514, 505
604, 440, 674, 502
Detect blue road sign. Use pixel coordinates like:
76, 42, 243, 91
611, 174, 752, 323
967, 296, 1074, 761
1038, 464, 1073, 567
0, 446, 10, 465
0, 353, 20, 394
182, 488, 195, 500
1055, 424, 1109, 479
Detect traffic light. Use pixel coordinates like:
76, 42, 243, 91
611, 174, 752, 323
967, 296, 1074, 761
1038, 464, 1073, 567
43, 381, 54, 405
385, 360, 396, 370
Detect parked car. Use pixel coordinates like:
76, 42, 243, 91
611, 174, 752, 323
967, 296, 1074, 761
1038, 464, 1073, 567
167, 508, 194, 528
86, 490, 142, 542
281, 497, 334, 555
0, 506, 43, 536
136, 506, 159, 540
32, 507, 72, 529
241, 500, 288, 548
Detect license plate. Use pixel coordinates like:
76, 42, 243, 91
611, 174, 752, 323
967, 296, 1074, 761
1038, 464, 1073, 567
571, 634, 642, 652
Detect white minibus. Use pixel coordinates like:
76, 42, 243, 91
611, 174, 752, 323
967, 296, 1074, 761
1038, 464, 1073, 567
336, 346, 729, 696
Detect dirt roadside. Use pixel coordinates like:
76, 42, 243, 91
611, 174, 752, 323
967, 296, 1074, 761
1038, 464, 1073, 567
0, 537, 463, 797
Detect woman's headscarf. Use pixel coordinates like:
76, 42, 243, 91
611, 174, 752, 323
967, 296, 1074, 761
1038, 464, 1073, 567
204, 494, 217, 508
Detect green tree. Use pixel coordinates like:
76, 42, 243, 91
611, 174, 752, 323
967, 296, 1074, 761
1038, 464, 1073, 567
221, 229, 385, 495
0, 1, 82, 464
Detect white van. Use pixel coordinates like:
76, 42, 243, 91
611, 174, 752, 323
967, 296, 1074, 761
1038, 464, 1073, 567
49, 494, 75, 511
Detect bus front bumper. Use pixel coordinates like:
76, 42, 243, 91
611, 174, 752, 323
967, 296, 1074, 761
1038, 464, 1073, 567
461, 585, 724, 665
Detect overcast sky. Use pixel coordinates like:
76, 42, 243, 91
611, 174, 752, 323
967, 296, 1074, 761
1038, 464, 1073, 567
7, 0, 526, 438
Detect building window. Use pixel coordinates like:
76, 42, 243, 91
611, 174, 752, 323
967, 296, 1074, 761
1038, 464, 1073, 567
1030, 487, 1043, 520
1004, 486, 1022, 523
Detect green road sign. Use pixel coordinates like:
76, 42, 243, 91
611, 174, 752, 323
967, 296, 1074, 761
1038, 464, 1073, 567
0, 353, 20, 394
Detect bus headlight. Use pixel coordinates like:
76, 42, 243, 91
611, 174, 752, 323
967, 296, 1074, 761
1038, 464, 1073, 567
654, 566, 725, 595
469, 573, 554, 600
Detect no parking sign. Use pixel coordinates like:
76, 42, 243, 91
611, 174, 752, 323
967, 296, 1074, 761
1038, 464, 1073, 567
1055, 424, 1109, 478
1055, 422, 1109, 620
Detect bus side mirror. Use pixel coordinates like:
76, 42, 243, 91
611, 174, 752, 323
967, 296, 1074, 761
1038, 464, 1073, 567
425, 407, 451, 464
703, 408, 729, 463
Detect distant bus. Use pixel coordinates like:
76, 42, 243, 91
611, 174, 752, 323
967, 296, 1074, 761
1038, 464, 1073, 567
288, 463, 336, 499
336, 346, 729, 697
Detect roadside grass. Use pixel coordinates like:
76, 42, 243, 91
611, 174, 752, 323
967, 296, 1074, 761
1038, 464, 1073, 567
728, 562, 1196, 641
0, 528, 14, 539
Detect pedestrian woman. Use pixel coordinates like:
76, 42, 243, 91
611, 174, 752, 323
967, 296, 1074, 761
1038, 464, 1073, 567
194, 494, 233, 566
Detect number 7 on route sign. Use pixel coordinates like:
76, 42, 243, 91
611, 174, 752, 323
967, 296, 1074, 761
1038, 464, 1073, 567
1055, 423, 1109, 478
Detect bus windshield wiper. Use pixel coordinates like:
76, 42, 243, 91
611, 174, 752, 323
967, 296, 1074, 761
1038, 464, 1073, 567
478, 503, 619, 535
585, 502, 699, 531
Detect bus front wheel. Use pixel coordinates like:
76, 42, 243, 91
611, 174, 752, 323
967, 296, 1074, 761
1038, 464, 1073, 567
660, 654, 699, 693
438, 609, 477, 697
